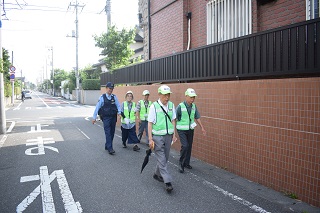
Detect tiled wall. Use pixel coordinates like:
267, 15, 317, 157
102, 77, 320, 207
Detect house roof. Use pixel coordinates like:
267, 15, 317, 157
135, 33, 143, 42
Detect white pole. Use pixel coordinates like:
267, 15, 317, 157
0, 3, 6, 134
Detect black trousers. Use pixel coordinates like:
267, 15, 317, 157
177, 129, 194, 166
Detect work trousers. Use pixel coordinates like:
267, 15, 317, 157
102, 116, 117, 151
137, 120, 149, 144
121, 125, 140, 144
177, 129, 194, 166
153, 134, 173, 184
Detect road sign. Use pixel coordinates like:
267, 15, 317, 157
9, 65, 16, 73
10, 74, 15, 82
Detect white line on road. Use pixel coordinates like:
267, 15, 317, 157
13, 102, 22, 110
75, 126, 90, 139
0, 135, 8, 149
35, 93, 51, 108
7, 121, 15, 133
168, 160, 271, 213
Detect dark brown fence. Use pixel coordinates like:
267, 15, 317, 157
101, 18, 320, 85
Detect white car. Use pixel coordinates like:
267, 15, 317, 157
23, 91, 32, 99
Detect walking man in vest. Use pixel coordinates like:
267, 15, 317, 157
92, 82, 121, 155
176, 88, 206, 173
121, 91, 140, 151
148, 85, 177, 193
135, 90, 152, 146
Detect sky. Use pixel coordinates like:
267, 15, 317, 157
1, 0, 139, 84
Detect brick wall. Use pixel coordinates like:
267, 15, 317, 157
150, 0, 184, 59
103, 77, 320, 207
186, 0, 207, 49
252, 0, 306, 32
149, 0, 307, 59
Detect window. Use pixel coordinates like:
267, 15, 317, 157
307, 0, 320, 20
207, 0, 252, 44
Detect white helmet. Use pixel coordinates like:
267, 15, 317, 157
125, 91, 134, 99
142, 90, 150, 96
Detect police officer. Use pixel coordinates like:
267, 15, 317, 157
135, 90, 152, 146
176, 88, 206, 173
121, 91, 140, 151
92, 82, 121, 155
148, 85, 177, 193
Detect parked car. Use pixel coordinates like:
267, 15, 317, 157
23, 90, 32, 99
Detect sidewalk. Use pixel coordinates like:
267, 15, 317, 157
128, 127, 320, 213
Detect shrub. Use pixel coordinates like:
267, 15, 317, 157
82, 79, 100, 90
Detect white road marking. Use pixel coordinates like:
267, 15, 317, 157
34, 93, 51, 108
25, 137, 58, 155
75, 126, 90, 139
7, 121, 15, 133
203, 181, 270, 213
17, 166, 82, 213
167, 161, 271, 213
0, 135, 8, 149
13, 102, 22, 110
28, 124, 50, 133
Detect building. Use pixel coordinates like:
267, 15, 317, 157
138, 0, 319, 60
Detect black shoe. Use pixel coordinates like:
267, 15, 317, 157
122, 142, 127, 148
108, 150, 115, 155
133, 145, 140, 151
185, 165, 192, 169
153, 174, 164, 182
165, 182, 173, 193
179, 163, 184, 173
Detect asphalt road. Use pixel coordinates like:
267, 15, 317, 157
0, 92, 319, 213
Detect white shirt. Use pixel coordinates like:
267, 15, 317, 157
148, 98, 176, 124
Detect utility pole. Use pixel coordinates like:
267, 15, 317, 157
0, 3, 6, 134
48, 47, 54, 96
11, 51, 14, 104
68, 0, 84, 103
105, 0, 111, 27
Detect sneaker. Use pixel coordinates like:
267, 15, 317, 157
108, 150, 115, 155
122, 142, 127, 148
179, 163, 184, 173
153, 174, 164, 182
185, 165, 192, 169
165, 182, 173, 193
133, 145, 140, 151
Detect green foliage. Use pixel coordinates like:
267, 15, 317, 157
4, 82, 11, 97
53, 69, 67, 91
68, 70, 76, 90
81, 79, 100, 90
80, 65, 100, 80
94, 25, 135, 72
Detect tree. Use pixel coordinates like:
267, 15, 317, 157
1, 48, 11, 81
52, 69, 67, 93
80, 65, 101, 80
94, 25, 135, 72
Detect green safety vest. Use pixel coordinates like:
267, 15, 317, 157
152, 101, 174, 135
139, 100, 152, 121
121, 101, 136, 124
176, 102, 196, 130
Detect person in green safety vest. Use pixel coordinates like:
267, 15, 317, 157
176, 88, 206, 173
148, 85, 177, 193
121, 91, 140, 151
135, 90, 152, 146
